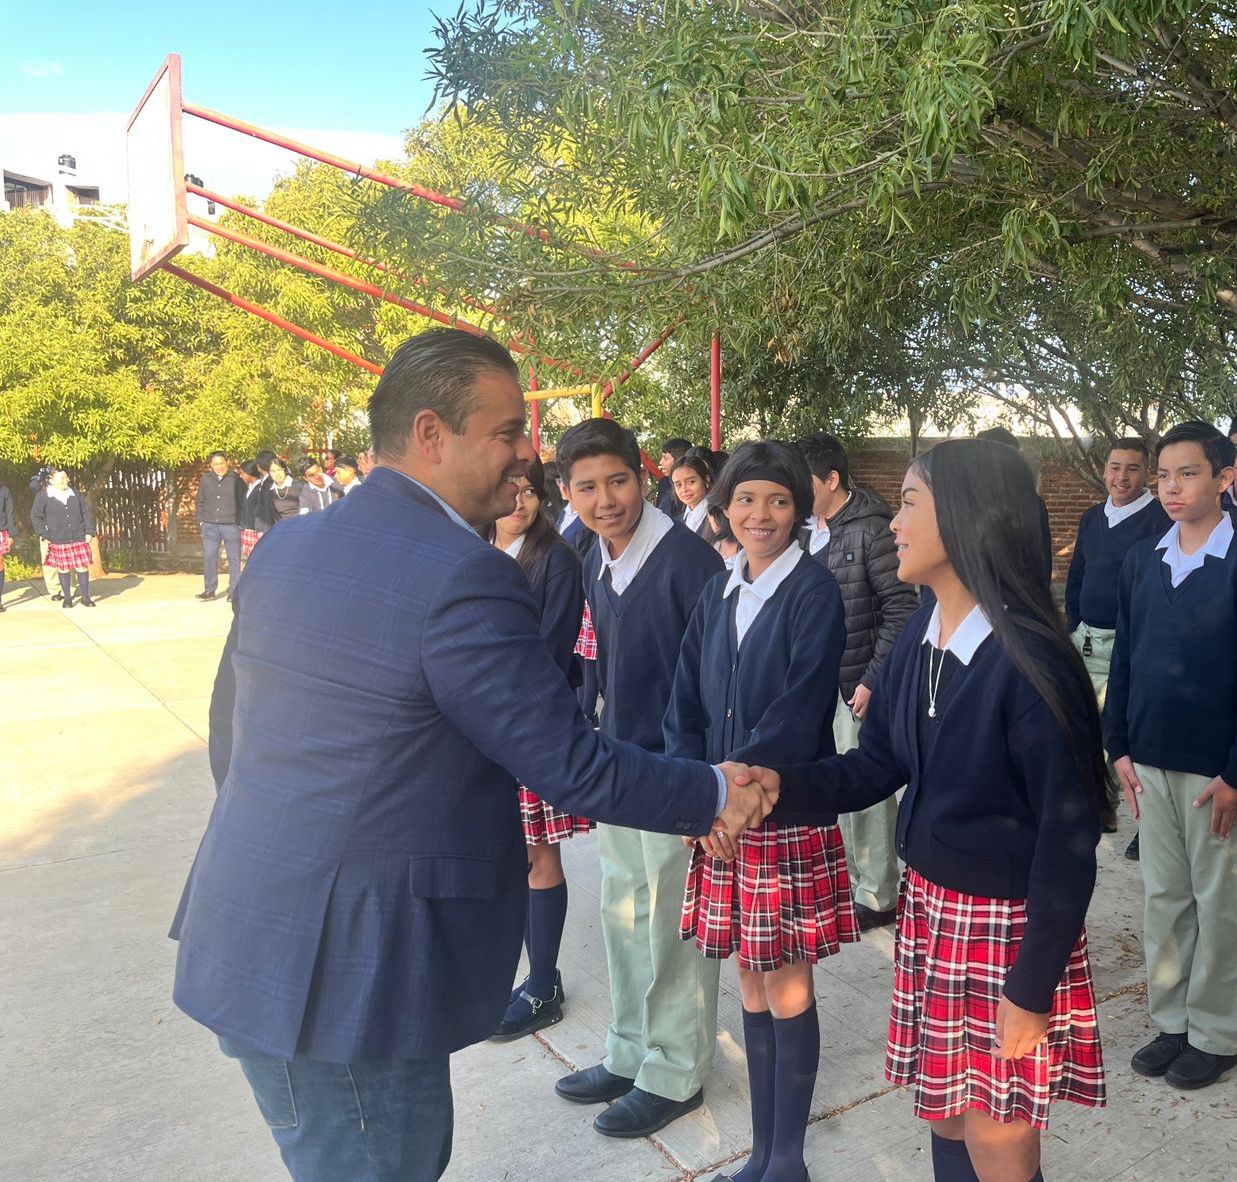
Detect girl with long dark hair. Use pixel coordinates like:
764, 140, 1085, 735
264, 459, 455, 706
671, 454, 715, 539
487, 456, 592, 1041
740, 439, 1110, 1182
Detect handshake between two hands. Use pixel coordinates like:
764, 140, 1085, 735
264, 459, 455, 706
687, 763, 781, 861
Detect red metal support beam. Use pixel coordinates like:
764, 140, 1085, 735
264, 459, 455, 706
528, 366, 540, 452
163, 262, 383, 375
710, 334, 722, 450
599, 319, 684, 403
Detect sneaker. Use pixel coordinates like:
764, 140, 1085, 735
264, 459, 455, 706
1166, 1045, 1237, 1090
1125, 832, 1140, 861
1131, 1031, 1187, 1077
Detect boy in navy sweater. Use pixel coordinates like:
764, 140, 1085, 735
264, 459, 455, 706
552, 419, 725, 1139
1105, 420, 1237, 1091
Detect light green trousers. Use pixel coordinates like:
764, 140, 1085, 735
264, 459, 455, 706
1135, 763, 1237, 1055
833, 692, 900, 912
1070, 622, 1116, 708
598, 824, 721, 1100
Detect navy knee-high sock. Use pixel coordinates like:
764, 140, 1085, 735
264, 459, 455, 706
761, 1006, 820, 1181
525, 882, 568, 998
930, 1134, 980, 1181
59, 572, 72, 602
730, 1008, 775, 1182
77, 570, 90, 601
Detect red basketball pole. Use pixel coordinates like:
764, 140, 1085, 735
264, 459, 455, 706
710, 334, 722, 450
528, 365, 541, 452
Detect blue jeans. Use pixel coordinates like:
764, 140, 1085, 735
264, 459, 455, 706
219, 1036, 453, 1182
200, 522, 241, 595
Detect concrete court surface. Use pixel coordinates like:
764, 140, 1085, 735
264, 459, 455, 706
1, 571, 1233, 1182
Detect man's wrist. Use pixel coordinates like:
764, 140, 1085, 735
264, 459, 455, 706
711, 765, 727, 815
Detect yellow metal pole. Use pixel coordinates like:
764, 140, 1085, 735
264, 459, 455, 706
591, 383, 604, 418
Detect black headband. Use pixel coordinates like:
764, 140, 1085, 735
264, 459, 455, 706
730, 466, 793, 490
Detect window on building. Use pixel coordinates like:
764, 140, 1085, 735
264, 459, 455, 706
67, 186, 100, 206
3, 172, 52, 210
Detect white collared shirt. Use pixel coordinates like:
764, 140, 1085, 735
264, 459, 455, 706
682, 500, 710, 535
503, 534, 526, 561
805, 515, 830, 555
557, 504, 578, 533
1104, 489, 1155, 527
722, 543, 804, 646
598, 501, 674, 595
386, 469, 477, 536
921, 601, 994, 666
1155, 514, 1235, 587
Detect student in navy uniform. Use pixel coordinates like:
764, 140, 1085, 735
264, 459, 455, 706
486, 456, 593, 1042
748, 438, 1110, 1182
666, 441, 857, 1182
332, 455, 362, 495
1105, 421, 1237, 1092
238, 461, 269, 561
32, 469, 97, 609
297, 456, 341, 515
671, 453, 715, 538
553, 418, 726, 1138
265, 457, 304, 526
657, 436, 691, 517
0, 479, 14, 612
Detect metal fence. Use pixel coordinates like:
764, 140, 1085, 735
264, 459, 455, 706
94, 466, 170, 555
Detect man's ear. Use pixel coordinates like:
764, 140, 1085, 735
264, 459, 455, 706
827, 471, 842, 493
412, 409, 445, 462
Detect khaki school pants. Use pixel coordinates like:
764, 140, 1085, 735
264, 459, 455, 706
1070, 622, 1116, 708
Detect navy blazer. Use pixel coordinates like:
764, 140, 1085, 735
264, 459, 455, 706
174, 468, 718, 1063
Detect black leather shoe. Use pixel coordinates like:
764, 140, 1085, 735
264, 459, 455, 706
855, 903, 897, 932
79, 598, 96, 607
1131, 1032, 1187, 1077
490, 975, 565, 1043
195, 591, 216, 601
1166, 1045, 1237, 1090
1125, 832, 1140, 860
711, 1174, 809, 1182
593, 1087, 703, 1138
554, 1063, 635, 1105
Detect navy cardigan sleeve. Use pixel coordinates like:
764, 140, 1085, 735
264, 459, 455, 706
662, 582, 714, 762
1101, 549, 1136, 764
538, 542, 584, 683
1064, 513, 1087, 632
30, 489, 49, 539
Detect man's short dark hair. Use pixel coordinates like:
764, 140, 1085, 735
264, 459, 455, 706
1107, 437, 1149, 461
796, 431, 850, 492
977, 426, 1021, 450
661, 437, 691, 459
256, 450, 277, 472
334, 454, 358, 472
1156, 420, 1237, 475
558, 418, 642, 483
240, 460, 260, 478
710, 440, 814, 523
369, 328, 520, 460
207, 450, 227, 463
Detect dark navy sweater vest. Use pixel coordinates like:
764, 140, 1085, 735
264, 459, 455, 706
771, 604, 1101, 1013
1065, 499, 1169, 630
1103, 530, 1237, 786
663, 551, 846, 774
585, 522, 724, 752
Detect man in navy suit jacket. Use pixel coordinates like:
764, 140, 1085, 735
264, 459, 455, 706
171, 328, 776, 1182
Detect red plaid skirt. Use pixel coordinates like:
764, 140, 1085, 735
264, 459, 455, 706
518, 786, 594, 845
240, 528, 262, 559
574, 601, 597, 660
43, 540, 93, 571
886, 868, 1106, 1130
0, 530, 11, 556
681, 822, 859, 971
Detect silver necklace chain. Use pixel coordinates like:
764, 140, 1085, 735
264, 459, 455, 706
927, 646, 945, 719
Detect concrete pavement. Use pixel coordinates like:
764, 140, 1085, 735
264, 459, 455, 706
0, 572, 1232, 1181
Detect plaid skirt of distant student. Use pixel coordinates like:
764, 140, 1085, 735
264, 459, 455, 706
886, 868, 1106, 1130
0, 530, 11, 556
518, 786, 594, 845
43, 540, 93, 571
681, 822, 860, 972
574, 601, 597, 660
240, 528, 262, 559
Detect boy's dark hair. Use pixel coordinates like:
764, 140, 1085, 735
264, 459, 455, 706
369, 328, 520, 460
796, 431, 851, 492
977, 426, 1021, 450
207, 449, 227, 463
255, 450, 277, 473
661, 437, 691, 459
334, 454, 358, 472
1107, 437, 1149, 461
296, 456, 322, 478
557, 418, 642, 482
1155, 420, 1237, 475
240, 460, 260, 478
710, 440, 814, 524
670, 454, 713, 486
1227, 416, 1236, 439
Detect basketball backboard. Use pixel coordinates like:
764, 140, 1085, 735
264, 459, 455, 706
126, 54, 188, 281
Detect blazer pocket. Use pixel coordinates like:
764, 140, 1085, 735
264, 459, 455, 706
408, 855, 499, 899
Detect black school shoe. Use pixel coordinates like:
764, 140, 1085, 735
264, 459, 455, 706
554, 1063, 635, 1105
1131, 1032, 1187, 1077
1125, 832, 1140, 860
855, 903, 897, 932
1166, 1045, 1237, 1090
593, 1086, 703, 1138
490, 971, 564, 1042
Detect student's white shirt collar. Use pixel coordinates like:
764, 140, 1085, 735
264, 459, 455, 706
805, 515, 830, 555
598, 501, 674, 595
921, 602, 994, 666
47, 486, 74, 504
1104, 489, 1155, 527
1155, 515, 1235, 587
558, 504, 578, 532
503, 534, 526, 560
722, 544, 803, 645
682, 500, 709, 534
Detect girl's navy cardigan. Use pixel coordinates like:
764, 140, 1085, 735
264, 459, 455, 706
772, 604, 1101, 1014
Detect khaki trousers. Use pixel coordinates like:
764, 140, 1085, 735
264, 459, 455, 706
598, 824, 720, 1100
1070, 622, 1116, 708
1135, 763, 1237, 1055
833, 693, 900, 912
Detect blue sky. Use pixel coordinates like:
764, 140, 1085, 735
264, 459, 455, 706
0, 0, 443, 133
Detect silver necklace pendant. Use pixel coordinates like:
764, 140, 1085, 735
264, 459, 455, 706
928, 703, 936, 718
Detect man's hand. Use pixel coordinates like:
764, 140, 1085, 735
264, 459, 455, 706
1194, 775, 1237, 839
994, 996, 1049, 1060
1113, 756, 1143, 821
712, 762, 780, 847
848, 684, 872, 721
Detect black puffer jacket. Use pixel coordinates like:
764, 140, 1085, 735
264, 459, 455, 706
810, 486, 919, 698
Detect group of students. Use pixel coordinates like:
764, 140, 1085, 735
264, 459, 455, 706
482, 415, 1236, 1182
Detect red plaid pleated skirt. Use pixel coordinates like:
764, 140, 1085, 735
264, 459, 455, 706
681, 822, 860, 972
240, 528, 262, 559
574, 601, 597, 660
0, 530, 11, 556
43, 540, 93, 570
518, 786, 594, 845
886, 868, 1106, 1130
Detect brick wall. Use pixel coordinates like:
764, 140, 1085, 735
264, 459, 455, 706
848, 445, 1103, 587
